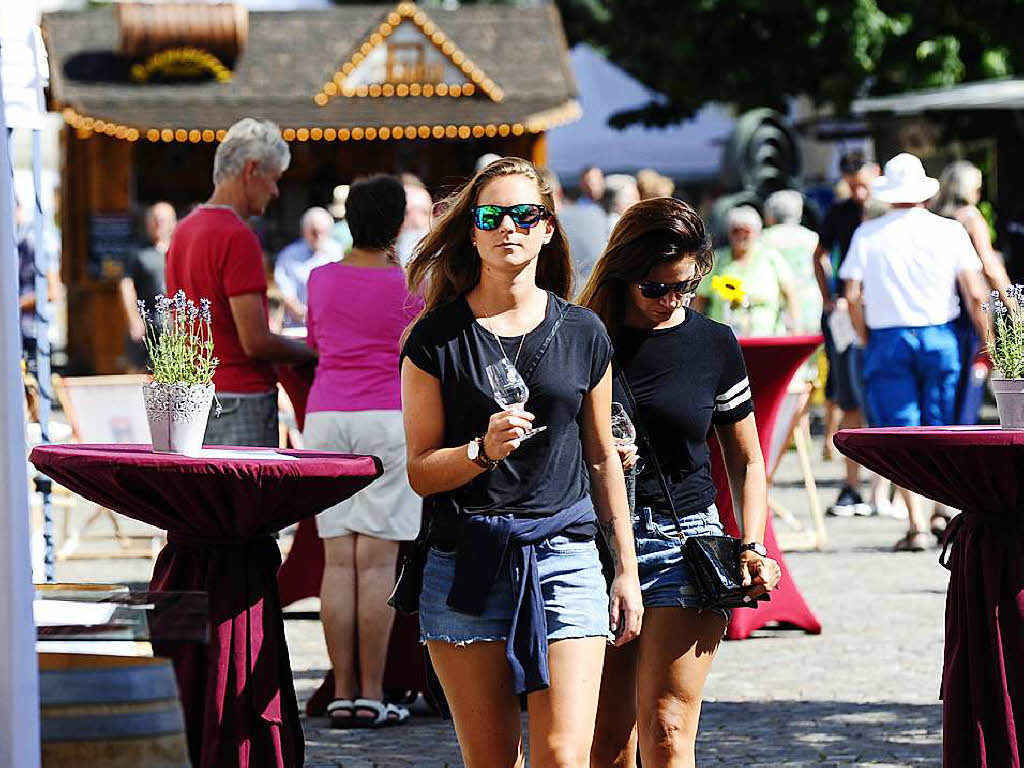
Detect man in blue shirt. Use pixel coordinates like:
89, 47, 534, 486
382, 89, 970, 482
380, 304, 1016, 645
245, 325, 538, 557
274, 206, 342, 328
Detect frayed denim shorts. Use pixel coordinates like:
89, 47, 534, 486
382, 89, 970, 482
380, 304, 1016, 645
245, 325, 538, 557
419, 536, 611, 645
634, 503, 729, 618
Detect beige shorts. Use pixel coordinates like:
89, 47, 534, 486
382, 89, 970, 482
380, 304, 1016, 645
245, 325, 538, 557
303, 410, 421, 541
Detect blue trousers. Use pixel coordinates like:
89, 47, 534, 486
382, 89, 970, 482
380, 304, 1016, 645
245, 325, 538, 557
863, 324, 960, 428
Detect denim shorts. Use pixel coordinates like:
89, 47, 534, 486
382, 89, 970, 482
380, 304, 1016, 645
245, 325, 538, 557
419, 536, 610, 645
634, 503, 729, 616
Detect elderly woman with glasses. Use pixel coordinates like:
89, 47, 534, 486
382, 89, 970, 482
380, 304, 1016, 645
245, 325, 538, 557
695, 205, 799, 337
579, 197, 781, 767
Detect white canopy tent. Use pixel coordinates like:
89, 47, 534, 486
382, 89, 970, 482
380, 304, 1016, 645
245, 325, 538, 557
0, 5, 47, 766
546, 44, 734, 182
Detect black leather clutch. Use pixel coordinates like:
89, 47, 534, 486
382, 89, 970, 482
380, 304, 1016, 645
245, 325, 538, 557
683, 534, 771, 610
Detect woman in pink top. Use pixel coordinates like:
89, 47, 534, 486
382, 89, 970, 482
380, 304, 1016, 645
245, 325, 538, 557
303, 175, 423, 728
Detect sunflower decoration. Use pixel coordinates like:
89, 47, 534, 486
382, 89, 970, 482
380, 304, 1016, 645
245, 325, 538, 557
711, 275, 747, 308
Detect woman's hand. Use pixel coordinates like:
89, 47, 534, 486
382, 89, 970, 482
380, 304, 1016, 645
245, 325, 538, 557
608, 570, 643, 646
615, 442, 639, 469
739, 551, 781, 599
482, 408, 535, 461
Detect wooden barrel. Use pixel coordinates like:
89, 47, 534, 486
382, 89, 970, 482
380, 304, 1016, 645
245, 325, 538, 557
117, 2, 248, 63
39, 653, 189, 768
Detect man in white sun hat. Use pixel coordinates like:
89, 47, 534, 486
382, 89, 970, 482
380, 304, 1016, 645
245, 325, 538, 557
839, 152, 989, 551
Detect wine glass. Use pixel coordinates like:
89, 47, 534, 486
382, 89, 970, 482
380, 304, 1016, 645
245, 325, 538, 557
485, 358, 547, 441
612, 402, 638, 512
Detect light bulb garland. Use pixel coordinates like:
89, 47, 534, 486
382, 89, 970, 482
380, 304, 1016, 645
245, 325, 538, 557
314, 1, 503, 106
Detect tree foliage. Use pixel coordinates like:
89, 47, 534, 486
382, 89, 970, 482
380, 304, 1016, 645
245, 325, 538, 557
558, 0, 1024, 126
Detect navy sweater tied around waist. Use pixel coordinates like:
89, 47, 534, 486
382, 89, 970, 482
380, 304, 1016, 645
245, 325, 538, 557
445, 496, 599, 695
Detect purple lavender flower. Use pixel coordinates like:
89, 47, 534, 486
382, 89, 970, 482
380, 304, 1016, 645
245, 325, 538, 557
199, 298, 212, 323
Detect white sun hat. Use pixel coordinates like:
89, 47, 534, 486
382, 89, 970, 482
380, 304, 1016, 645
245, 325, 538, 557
870, 153, 940, 204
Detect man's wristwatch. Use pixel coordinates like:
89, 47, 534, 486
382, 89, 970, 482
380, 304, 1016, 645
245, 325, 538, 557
739, 541, 768, 557
467, 436, 500, 471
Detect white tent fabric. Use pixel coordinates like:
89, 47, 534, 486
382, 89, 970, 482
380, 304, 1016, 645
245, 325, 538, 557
0, 41, 43, 768
546, 44, 734, 181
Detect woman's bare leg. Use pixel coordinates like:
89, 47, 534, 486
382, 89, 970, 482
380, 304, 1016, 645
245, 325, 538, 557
636, 607, 726, 768
354, 534, 400, 701
591, 641, 639, 767
528, 636, 606, 768
321, 534, 358, 699
427, 640, 524, 768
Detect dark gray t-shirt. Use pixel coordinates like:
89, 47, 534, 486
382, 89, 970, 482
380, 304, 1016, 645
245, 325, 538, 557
401, 292, 612, 535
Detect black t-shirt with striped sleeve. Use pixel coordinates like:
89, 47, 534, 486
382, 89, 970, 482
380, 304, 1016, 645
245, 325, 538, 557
612, 309, 753, 515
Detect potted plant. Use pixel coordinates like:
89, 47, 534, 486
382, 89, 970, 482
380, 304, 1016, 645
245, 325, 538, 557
137, 291, 220, 455
985, 285, 1024, 429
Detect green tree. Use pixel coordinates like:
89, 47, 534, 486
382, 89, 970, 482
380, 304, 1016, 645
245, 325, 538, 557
559, 0, 1024, 126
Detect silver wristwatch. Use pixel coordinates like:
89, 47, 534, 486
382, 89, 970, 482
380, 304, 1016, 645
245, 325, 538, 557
739, 541, 768, 557
467, 436, 499, 470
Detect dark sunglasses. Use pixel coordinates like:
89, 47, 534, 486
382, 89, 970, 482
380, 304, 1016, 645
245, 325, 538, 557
472, 203, 550, 231
637, 276, 702, 299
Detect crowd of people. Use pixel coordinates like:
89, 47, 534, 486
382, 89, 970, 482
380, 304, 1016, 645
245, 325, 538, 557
28, 113, 1010, 763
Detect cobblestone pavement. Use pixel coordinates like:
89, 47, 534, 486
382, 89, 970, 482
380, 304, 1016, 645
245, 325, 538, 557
55, 439, 948, 767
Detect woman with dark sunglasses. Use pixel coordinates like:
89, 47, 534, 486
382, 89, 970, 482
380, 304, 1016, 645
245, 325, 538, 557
579, 197, 782, 767
401, 157, 642, 768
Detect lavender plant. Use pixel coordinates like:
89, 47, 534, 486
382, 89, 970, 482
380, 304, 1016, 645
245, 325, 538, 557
983, 285, 1024, 380
137, 290, 219, 385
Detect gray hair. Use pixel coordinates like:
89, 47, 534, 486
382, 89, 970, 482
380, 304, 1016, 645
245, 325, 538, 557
933, 160, 983, 219
726, 205, 763, 233
300, 206, 333, 232
212, 118, 291, 186
765, 190, 804, 225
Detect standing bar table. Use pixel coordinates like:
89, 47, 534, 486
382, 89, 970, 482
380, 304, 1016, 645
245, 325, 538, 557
712, 335, 824, 639
29, 444, 381, 768
835, 426, 1024, 768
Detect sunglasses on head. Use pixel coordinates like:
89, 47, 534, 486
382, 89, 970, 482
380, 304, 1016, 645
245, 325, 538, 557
472, 203, 550, 231
637, 276, 702, 299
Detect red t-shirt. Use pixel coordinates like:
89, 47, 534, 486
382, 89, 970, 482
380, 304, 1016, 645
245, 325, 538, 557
165, 206, 276, 393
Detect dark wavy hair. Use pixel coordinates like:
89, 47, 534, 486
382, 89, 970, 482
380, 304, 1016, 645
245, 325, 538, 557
405, 157, 573, 321
578, 197, 712, 337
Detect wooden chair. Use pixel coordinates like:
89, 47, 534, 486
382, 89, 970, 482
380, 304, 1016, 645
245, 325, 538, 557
767, 378, 827, 551
51, 374, 164, 560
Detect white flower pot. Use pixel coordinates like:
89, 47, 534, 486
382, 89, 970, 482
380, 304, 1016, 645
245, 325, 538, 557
143, 383, 214, 456
990, 378, 1024, 429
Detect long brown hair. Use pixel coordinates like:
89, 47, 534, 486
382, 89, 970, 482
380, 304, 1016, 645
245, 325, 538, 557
578, 197, 712, 338
406, 157, 573, 322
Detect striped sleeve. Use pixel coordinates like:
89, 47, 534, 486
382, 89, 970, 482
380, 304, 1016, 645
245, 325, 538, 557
712, 330, 754, 425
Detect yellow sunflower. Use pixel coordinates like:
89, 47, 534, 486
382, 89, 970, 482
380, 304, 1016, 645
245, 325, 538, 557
711, 275, 747, 307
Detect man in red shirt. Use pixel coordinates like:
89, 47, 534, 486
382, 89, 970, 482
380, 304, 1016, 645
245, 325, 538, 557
166, 118, 315, 447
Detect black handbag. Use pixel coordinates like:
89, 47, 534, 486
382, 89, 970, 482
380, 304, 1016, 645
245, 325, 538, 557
614, 363, 769, 611
387, 301, 572, 616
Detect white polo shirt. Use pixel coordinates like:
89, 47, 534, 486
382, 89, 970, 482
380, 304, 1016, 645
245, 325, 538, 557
838, 207, 981, 330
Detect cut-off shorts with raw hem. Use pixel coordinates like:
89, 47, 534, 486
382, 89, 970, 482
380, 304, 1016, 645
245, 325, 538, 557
419, 535, 611, 645
634, 503, 731, 622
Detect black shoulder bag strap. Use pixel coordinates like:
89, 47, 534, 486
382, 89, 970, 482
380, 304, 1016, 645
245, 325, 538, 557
612, 359, 689, 542
520, 301, 571, 380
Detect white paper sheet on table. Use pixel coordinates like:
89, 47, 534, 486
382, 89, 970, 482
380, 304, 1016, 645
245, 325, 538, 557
198, 448, 299, 461
34, 599, 117, 627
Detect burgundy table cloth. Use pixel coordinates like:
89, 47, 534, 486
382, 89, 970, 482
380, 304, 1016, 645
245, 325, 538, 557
29, 444, 381, 768
835, 426, 1024, 768
277, 335, 824, 643
712, 335, 824, 639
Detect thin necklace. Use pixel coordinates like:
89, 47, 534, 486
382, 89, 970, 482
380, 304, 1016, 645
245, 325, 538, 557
483, 305, 527, 366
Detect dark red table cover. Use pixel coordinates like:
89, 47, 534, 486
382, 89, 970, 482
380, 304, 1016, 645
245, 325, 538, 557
29, 443, 381, 768
277, 336, 824, 643
835, 426, 1024, 768
713, 335, 824, 639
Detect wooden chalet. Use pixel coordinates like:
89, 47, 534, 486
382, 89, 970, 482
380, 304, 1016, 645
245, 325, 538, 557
41, 1, 580, 373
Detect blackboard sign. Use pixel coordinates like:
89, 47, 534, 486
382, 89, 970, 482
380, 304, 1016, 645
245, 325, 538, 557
88, 213, 135, 279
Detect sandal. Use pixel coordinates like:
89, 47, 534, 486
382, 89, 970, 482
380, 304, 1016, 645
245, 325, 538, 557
351, 698, 410, 728
326, 698, 356, 729
894, 532, 932, 552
